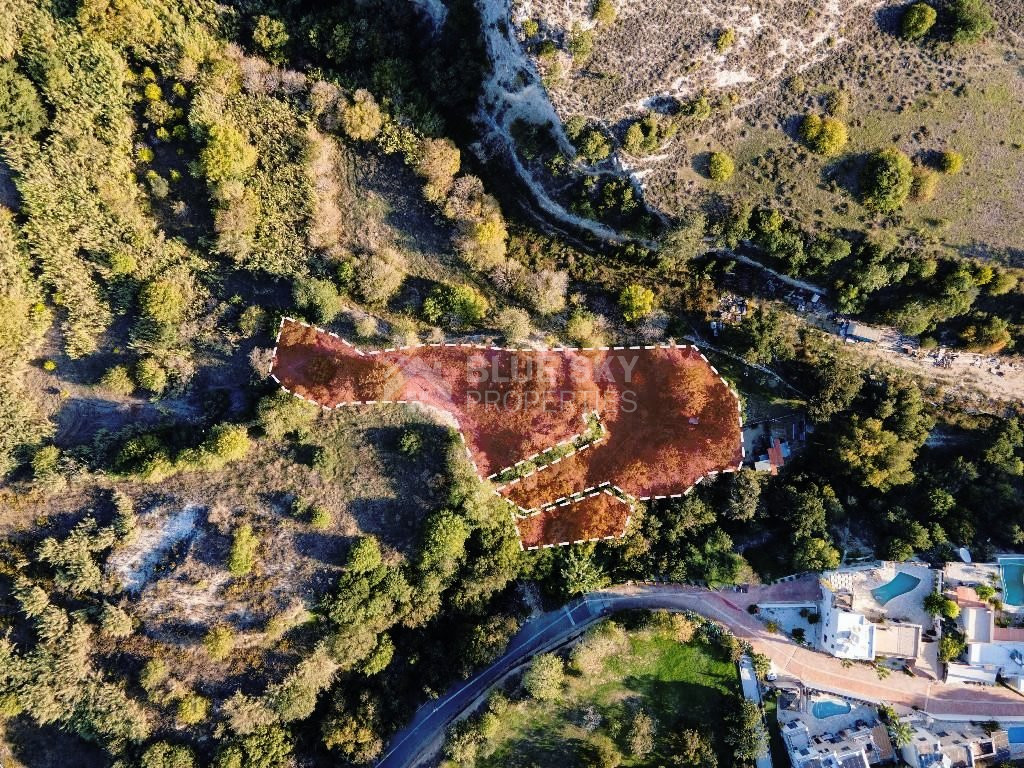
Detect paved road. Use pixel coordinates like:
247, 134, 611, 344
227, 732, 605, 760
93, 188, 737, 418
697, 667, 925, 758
375, 599, 602, 768
375, 583, 1024, 768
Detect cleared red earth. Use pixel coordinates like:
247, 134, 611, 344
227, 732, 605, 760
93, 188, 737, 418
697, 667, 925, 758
270, 319, 743, 548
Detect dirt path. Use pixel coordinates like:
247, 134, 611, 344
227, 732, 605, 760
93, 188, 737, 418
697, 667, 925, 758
476, 0, 638, 244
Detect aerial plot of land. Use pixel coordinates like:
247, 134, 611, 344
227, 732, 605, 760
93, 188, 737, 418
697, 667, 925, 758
3, 0, 1024, 765
271, 317, 742, 546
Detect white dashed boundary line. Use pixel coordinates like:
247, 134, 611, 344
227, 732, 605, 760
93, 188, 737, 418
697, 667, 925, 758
268, 317, 747, 549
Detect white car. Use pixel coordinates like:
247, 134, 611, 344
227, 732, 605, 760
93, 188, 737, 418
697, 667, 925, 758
766, 672, 778, 682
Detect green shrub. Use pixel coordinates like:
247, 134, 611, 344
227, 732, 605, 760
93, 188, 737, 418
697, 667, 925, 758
228, 523, 258, 576
256, 390, 319, 440
798, 114, 848, 156
398, 429, 423, 456
414, 138, 460, 202
521, 18, 540, 37
423, 284, 489, 328
140, 658, 169, 698
623, 113, 675, 156
494, 307, 531, 343
592, 0, 616, 25
340, 89, 383, 141
213, 726, 293, 768
140, 277, 187, 328
619, 284, 656, 323
310, 506, 332, 529
347, 536, 382, 572
141, 742, 196, 768
939, 150, 963, 174
204, 625, 236, 660
567, 24, 594, 61
355, 250, 406, 307
200, 122, 258, 184
31, 445, 60, 479
861, 148, 914, 211
252, 15, 289, 62
41, 359, 56, 372
0, 62, 47, 135
911, 168, 939, 201
99, 603, 133, 638
716, 28, 736, 52
177, 692, 210, 725
293, 277, 342, 323
238, 305, 266, 336
566, 310, 605, 347
901, 2, 937, 39
708, 151, 735, 181
143, 83, 162, 101
949, 0, 994, 44
135, 356, 168, 395
576, 128, 612, 162
684, 95, 712, 120
522, 653, 564, 700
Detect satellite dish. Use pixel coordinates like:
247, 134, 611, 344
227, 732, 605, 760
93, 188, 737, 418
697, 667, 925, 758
959, 547, 971, 563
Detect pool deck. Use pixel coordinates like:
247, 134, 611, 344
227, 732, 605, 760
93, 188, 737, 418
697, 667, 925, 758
849, 563, 934, 627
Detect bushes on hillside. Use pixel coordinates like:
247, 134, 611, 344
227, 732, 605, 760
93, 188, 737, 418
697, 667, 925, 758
522, 654, 564, 700
340, 89, 383, 141
414, 138, 460, 202
204, 625, 236, 660
949, 0, 994, 44
939, 149, 963, 174
592, 0, 616, 25
201, 123, 258, 185
526, 269, 568, 314
423, 284, 489, 328
494, 307, 531, 343
0, 62, 47, 135
708, 152, 735, 181
355, 249, 407, 306
623, 113, 676, 156
567, 24, 595, 61
293, 277, 342, 323
619, 284, 656, 323
861, 148, 914, 211
798, 114, 848, 156
228, 524, 259, 576
100, 365, 135, 396
901, 2, 937, 39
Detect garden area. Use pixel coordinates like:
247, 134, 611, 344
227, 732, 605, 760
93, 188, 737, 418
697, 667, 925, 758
442, 611, 759, 768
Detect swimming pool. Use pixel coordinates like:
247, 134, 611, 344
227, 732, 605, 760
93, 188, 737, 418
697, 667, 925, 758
1008, 726, 1024, 744
1000, 557, 1024, 607
871, 572, 922, 605
812, 698, 852, 719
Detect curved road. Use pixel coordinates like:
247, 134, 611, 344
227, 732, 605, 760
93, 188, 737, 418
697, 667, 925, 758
376, 582, 1024, 768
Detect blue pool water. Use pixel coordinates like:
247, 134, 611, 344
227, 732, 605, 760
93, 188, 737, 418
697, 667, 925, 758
812, 698, 852, 719
1008, 726, 1024, 744
871, 572, 922, 605
1000, 557, 1024, 607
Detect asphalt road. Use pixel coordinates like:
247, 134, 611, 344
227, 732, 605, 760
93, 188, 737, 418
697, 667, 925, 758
375, 598, 603, 768
375, 584, 1024, 768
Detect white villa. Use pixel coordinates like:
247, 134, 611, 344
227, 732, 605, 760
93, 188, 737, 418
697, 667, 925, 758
898, 718, 1010, 768
947, 584, 1024, 690
817, 564, 932, 665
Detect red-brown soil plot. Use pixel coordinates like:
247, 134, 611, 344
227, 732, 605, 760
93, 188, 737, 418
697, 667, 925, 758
270, 319, 743, 547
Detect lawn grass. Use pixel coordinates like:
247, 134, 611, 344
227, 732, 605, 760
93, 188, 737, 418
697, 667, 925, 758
477, 616, 741, 768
